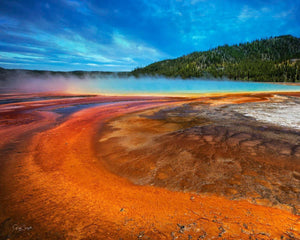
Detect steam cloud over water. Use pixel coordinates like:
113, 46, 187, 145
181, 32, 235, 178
1, 71, 300, 95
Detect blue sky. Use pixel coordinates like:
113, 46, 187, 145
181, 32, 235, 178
0, 0, 299, 71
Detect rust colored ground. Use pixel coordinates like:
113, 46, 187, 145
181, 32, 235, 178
0, 93, 299, 239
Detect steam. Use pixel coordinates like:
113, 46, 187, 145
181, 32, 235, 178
1, 70, 300, 95
0, 70, 191, 95
0, 70, 121, 94
2, 73, 71, 93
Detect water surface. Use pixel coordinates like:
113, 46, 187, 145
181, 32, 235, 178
78, 77, 300, 95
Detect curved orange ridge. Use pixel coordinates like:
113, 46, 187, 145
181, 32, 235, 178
1, 99, 300, 239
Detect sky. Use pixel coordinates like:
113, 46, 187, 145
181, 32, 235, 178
0, 0, 299, 71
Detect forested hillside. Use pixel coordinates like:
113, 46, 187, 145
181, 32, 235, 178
132, 35, 300, 82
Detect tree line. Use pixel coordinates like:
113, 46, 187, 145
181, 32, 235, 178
132, 35, 300, 82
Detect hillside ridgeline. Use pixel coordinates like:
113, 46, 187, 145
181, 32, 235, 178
133, 35, 300, 82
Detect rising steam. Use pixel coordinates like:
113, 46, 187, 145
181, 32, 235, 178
1, 69, 300, 95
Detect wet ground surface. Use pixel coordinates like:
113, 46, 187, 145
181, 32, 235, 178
0, 93, 173, 127
97, 94, 300, 214
0, 92, 299, 239
0, 95, 92, 105
234, 95, 300, 130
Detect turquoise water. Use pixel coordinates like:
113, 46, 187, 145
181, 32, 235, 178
81, 77, 300, 95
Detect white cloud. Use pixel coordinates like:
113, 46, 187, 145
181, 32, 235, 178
112, 32, 168, 60
274, 7, 295, 18
238, 6, 261, 22
86, 63, 100, 67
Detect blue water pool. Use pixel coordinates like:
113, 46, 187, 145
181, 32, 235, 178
77, 77, 300, 95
